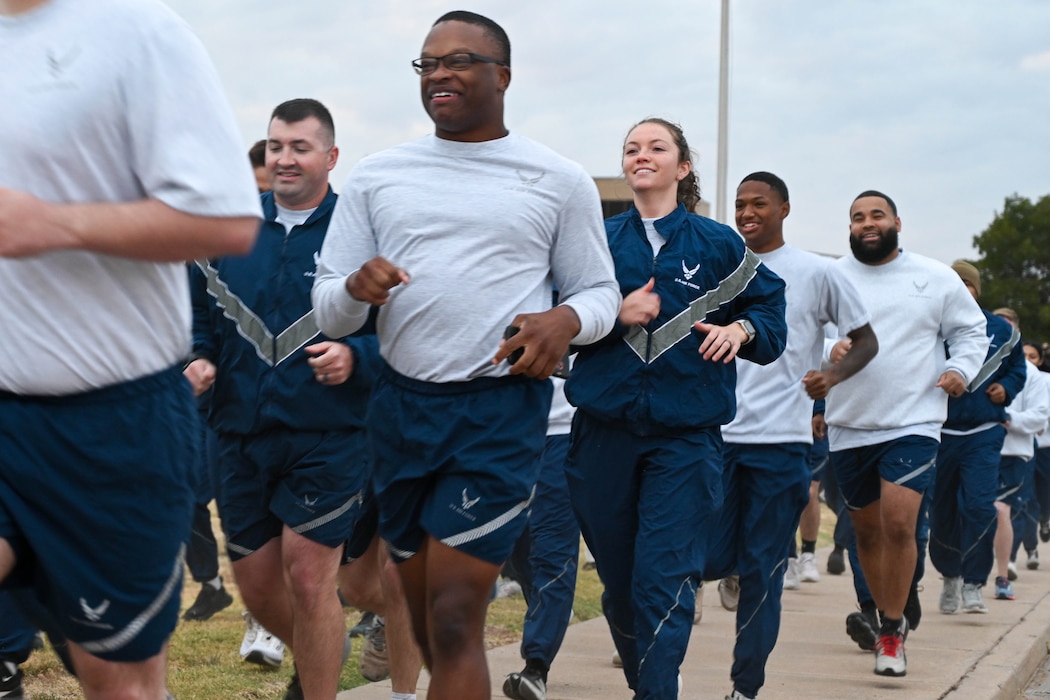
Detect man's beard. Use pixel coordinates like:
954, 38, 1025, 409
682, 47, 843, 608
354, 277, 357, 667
850, 227, 899, 264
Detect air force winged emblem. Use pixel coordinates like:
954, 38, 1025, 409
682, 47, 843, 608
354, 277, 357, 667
516, 169, 545, 186
913, 280, 929, 294
80, 597, 110, 622
461, 488, 480, 510
682, 261, 700, 281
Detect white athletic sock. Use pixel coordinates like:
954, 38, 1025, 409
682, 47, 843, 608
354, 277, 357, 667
206, 575, 223, 590
391, 693, 416, 700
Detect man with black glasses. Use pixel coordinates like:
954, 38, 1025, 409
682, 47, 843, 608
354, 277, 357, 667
312, 11, 619, 699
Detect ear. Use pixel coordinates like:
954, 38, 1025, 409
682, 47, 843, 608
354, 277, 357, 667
497, 65, 511, 92
677, 160, 692, 181
894, 216, 902, 232
327, 145, 340, 171
781, 200, 791, 219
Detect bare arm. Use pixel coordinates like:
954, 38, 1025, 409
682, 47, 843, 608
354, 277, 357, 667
0, 189, 257, 261
802, 322, 879, 399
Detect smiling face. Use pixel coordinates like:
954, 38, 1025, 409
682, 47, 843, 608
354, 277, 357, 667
849, 195, 901, 264
621, 121, 690, 201
419, 20, 510, 142
265, 116, 337, 210
735, 180, 789, 253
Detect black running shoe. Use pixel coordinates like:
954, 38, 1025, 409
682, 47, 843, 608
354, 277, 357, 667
284, 670, 303, 700
183, 581, 234, 621
846, 605, 879, 651
827, 548, 846, 575
503, 665, 547, 700
903, 584, 922, 631
0, 662, 24, 700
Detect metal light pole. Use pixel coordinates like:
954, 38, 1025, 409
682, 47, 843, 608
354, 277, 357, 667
715, 0, 730, 223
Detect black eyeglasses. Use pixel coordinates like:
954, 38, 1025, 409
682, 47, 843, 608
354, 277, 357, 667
411, 52, 509, 76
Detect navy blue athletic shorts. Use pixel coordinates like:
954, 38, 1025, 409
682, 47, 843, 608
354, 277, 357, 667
808, 434, 830, 484
217, 427, 370, 560
832, 435, 938, 511
997, 455, 1029, 509
0, 366, 195, 662
342, 485, 379, 565
368, 367, 552, 565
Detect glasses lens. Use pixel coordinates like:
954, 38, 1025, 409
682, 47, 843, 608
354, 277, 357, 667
445, 53, 473, 70
413, 58, 437, 75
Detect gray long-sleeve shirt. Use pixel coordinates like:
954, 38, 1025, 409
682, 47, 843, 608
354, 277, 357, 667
313, 132, 620, 383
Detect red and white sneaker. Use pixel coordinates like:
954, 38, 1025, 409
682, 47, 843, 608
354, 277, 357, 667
874, 618, 908, 677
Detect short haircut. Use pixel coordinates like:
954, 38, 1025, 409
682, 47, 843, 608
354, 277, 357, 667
739, 171, 789, 203
248, 139, 266, 168
994, 307, 1020, 326
853, 189, 897, 216
270, 98, 335, 148
434, 10, 511, 66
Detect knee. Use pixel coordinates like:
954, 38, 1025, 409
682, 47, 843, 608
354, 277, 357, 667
285, 558, 338, 608
339, 566, 383, 614
854, 526, 881, 552
429, 591, 484, 656
882, 518, 916, 545
234, 571, 271, 610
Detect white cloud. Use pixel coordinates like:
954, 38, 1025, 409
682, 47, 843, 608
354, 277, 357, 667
1020, 51, 1050, 72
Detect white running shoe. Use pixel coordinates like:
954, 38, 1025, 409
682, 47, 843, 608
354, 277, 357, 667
240, 611, 285, 667
939, 576, 962, 614
799, 552, 820, 582
874, 619, 908, 677
718, 575, 740, 611
495, 577, 523, 599
961, 582, 988, 613
783, 558, 801, 590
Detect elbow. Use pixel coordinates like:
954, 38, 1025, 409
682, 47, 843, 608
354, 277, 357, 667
220, 217, 259, 256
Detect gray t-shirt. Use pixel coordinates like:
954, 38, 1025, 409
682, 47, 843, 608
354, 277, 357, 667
313, 132, 620, 383
0, 0, 261, 395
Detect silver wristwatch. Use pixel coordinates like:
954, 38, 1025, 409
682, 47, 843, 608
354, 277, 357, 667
735, 318, 756, 345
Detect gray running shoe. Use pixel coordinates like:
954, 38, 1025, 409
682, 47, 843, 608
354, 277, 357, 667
961, 582, 988, 613
939, 576, 962, 614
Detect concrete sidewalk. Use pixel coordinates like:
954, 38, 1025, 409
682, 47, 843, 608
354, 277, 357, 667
339, 547, 1050, 699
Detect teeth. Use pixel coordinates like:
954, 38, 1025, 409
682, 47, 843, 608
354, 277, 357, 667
433, 92, 454, 98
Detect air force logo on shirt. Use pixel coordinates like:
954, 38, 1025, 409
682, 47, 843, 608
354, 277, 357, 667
304, 251, 321, 278
910, 279, 931, 298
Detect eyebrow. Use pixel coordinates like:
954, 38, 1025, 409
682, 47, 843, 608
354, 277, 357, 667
624, 139, 670, 148
268, 138, 314, 146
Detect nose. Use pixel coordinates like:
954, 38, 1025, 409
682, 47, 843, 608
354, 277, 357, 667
275, 146, 295, 166
427, 60, 454, 80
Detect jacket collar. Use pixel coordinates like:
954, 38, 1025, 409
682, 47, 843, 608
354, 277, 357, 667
628, 202, 689, 239
260, 186, 338, 227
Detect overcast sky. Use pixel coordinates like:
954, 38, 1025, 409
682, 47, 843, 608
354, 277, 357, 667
168, 0, 1050, 263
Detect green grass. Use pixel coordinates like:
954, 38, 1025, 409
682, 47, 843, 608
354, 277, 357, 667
21, 504, 837, 698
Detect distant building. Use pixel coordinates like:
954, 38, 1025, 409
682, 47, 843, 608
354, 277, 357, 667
594, 177, 711, 219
